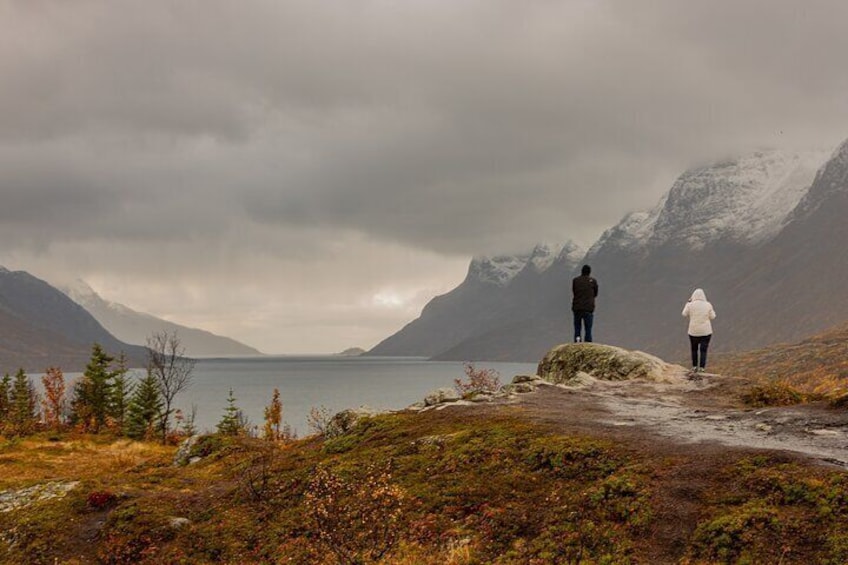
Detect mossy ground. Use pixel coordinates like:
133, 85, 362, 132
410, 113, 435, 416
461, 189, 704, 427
2, 410, 848, 564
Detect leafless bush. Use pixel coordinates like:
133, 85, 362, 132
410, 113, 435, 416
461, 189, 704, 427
307, 405, 333, 436
454, 363, 501, 397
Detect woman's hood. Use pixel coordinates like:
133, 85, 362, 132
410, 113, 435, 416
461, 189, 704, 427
690, 288, 707, 302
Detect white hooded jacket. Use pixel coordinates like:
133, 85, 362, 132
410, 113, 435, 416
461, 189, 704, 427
682, 288, 716, 337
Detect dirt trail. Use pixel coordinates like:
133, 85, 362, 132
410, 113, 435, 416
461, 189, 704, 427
506, 371, 848, 468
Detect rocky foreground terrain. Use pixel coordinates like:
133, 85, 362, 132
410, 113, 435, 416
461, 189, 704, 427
3, 341, 848, 564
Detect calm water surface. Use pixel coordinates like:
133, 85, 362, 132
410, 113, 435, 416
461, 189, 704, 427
170, 356, 536, 436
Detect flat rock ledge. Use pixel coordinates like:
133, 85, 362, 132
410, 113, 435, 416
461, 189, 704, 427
0, 481, 80, 513
538, 342, 683, 385
408, 344, 687, 411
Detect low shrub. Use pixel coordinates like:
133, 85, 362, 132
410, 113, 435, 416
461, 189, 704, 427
741, 382, 808, 407
454, 363, 501, 397
87, 490, 118, 510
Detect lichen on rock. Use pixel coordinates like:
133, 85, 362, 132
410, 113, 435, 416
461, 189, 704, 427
537, 343, 676, 384
0, 481, 80, 513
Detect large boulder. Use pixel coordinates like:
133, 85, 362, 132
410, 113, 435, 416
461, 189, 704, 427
537, 343, 679, 384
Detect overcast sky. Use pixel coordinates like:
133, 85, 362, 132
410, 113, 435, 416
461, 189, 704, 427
1, 1, 847, 353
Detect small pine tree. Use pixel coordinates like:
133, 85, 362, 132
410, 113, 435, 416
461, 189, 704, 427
41, 367, 66, 432
179, 404, 198, 437
263, 388, 283, 441
217, 388, 243, 436
9, 368, 38, 435
71, 343, 116, 433
125, 371, 163, 440
109, 352, 134, 435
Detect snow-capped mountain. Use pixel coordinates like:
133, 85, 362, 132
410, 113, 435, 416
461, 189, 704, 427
467, 253, 534, 287
467, 243, 582, 287
789, 138, 848, 221
589, 149, 828, 256
60, 279, 262, 357
372, 139, 848, 362
577, 145, 843, 359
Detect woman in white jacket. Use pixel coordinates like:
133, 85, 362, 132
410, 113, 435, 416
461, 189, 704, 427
682, 288, 716, 373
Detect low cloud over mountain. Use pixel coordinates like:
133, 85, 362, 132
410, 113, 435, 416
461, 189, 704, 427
373, 139, 848, 362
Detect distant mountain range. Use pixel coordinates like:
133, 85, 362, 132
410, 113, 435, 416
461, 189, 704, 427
0, 267, 148, 372
0, 268, 262, 373
60, 280, 262, 357
371, 140, 848, 363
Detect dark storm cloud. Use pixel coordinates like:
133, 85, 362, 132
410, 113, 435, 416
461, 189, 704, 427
3, 0, 847, 256
2, 0, 848, 350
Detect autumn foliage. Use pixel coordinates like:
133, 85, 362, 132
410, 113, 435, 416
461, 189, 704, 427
41, 366, 66, 431
454, 362, 501, 397
304, 463, 407, 564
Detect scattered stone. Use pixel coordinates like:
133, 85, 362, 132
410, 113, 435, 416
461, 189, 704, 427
511, 374, 541, 384
424, 387, 461, 406
168, 517, 191, 529
413, 433, 462, 448
756, 423, 773, 433
188, 456, 203, 465
0, 481, 80, 513
705, 415, 728, 421
434, 400, 474, 410
173, 435, 201, 466
468, 392, 494, 403
510, 383, 537, 394
808, 429, 841, 437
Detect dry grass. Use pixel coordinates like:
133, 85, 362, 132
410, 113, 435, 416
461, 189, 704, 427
0, 434, 173, 489
712, 323, 848, 402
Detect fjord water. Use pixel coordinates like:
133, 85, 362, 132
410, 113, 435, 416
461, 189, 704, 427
175, 356, 536, 436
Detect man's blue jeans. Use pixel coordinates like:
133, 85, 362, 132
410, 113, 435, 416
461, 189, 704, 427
573, 311, 594, 343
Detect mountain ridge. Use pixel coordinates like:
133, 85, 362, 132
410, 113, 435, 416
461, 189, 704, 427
0, 268, 148, 372
371, 141, 848, 362
60, 279, 263, 357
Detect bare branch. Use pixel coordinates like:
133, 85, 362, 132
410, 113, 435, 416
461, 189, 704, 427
146, 330, 195, 443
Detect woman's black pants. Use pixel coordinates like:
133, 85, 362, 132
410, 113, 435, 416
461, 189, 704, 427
689, 334, 712, 369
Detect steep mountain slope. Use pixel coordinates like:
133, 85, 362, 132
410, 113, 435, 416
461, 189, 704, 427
580, 148, 831, 360
61, 280, 262, 357
0, 267, 147, 372
373, 145, 839, 362
368, 243, 583, 358
707, 139, 848, 351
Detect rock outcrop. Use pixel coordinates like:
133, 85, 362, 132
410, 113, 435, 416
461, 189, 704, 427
0, 481, 80, 513
537, 343, 683, 384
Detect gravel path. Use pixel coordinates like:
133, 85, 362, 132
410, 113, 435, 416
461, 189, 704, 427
509, 372, 848, 468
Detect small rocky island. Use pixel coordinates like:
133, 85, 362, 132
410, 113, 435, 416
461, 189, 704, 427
336, 347, 366, 356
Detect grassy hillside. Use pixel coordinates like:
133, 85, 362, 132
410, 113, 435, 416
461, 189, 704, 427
712, 323, 848, 403
4, 405, 848, 564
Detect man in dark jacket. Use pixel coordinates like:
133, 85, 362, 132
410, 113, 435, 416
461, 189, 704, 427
572, 264, 598, 343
